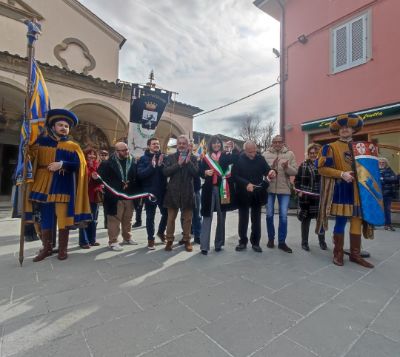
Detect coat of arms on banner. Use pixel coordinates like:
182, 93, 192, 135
142, 102, 158, 130
128, 84, 171, 156
351, 141, 385, 226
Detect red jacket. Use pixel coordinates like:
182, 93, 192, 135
87, 160, 103, 203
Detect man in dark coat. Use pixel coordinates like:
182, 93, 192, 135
137, 137, 168, 249
97, 142, 138, 251
163, 135, 199, 252
233, 141, 276, 253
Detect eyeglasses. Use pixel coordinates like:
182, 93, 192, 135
272, 141, 283, 144
116, 149, 128, 152
309, 151, 317, 155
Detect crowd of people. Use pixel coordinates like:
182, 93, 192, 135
25, 109, 399, 269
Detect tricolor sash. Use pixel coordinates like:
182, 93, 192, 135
98, 175, 156, 202
204, 154, 232, 204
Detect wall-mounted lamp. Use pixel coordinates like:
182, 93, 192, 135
298, 34, 308, 44
272, 48, 280, 58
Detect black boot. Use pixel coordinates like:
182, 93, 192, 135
301, 219, 310, 251
318, 234, 327, 250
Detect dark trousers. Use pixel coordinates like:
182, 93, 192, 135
134, 200, 143, 223
79, 202, 99, 246
145, 201, 168, 240
238, 204, 262, 246
383, 196, 392, 225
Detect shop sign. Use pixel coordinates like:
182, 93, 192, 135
301, 102, 400, 131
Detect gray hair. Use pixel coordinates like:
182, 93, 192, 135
177, 135, 189, 144
243, 140, 256, 150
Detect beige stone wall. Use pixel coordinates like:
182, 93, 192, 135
0, 0, 121, 81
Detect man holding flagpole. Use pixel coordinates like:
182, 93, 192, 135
27, 109, 91, 261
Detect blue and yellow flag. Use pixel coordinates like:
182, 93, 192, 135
15, 59, 50, 184
196, 137, 206, 158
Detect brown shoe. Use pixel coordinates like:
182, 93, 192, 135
157, 232, 166, 244
147, 239, 155, 250
184, 241, 193, 252
349, 234, 374, 268
33, 229, 53, 262
332, 233, 344, 266
165, 241, 173, 251
57, 229, 69, 260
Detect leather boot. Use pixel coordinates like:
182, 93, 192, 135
57, 229, 69, 260
318, 234, 328, 250
349, 234, 374, 268
33, 229, 53, 262
301, 219, 310, 251
184, 240, 193, 252
165, 241, 173, 251
332, 233, 344, 266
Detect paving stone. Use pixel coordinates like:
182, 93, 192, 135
138, 330, 230, 357
0, 287, 11, 305
201, 298, 301, 357
332, 281, 394, 319
309, 264, 366, 290
345, 330, 400, 357
252, 335, 317, 357
125, 272, 219, 309
6, 332, 91, 357
269, 278, 340, 315
2, 290, 142, 355
285, 301, 371, 357
361, 261, 400, 294
369, 295, 400, 342
180, 276, 273, 322
84, 300, 204, 357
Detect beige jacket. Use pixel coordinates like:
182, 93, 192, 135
263, 146, 297, 194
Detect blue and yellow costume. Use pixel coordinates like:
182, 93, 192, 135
316, 114, 374, 268
27, 109, 91, 261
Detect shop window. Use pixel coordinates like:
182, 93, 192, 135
332, 13, 370, 73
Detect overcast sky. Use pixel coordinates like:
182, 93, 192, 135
80, 0, 280, 138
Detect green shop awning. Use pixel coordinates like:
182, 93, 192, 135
301, 102, 400, 131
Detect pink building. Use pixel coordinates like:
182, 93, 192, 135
255, 0, 400, 175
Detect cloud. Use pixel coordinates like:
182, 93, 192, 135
79, 0, 280, 137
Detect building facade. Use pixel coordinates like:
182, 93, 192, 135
255, 0, 400, 211
255, 0, 400, 172
0, 0, 200, 197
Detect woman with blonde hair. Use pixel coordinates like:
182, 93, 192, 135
294, 143, 327, 251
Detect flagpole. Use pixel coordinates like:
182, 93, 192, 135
18, 18, 40, 266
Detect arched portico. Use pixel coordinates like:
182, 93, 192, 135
66, 99, 128, 149
0, 78, 25, 195
155, 117, 186, 152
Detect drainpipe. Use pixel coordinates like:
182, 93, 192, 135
276, 0, 286, 141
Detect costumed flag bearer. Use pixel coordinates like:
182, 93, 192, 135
27, 109, 91, 261
316, 114, 374, 268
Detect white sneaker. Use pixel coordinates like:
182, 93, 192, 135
122, 239, 138, 245
109, 243, 123, 251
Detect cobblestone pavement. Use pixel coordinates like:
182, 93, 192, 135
0, 210, 399, 357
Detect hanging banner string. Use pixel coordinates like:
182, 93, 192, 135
97, 175, 157, 202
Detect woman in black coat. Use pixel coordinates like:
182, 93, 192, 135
294, 143, 327, 251
199, 136, 238, 255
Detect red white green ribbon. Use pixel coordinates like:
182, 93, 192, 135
98, 175, 156, 202
204, 154, 232, 203
294, 188, 320, 197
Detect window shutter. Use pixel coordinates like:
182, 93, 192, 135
334, 25, 348, 70
350, 16, 366, 65
332, 13, 369, 73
